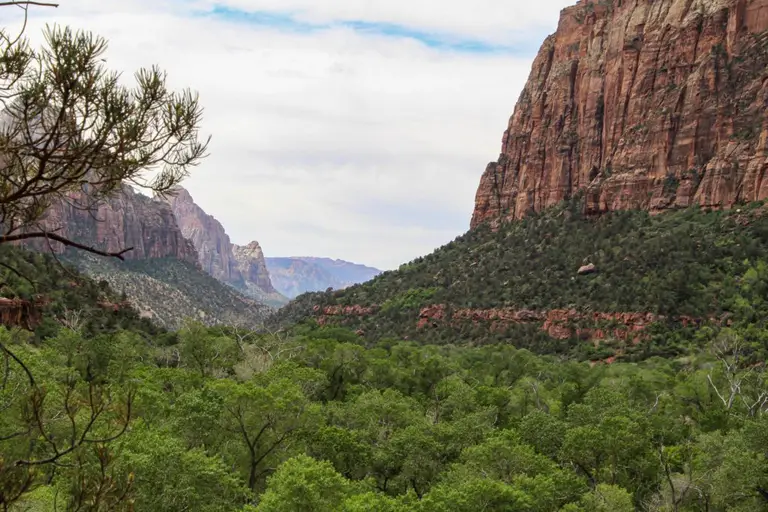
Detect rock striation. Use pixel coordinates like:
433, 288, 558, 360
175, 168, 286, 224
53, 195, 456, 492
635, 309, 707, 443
472, 0, 768, 228
166, 187, 243, 283
34, 185, 198, 263
166, 188, 286, 306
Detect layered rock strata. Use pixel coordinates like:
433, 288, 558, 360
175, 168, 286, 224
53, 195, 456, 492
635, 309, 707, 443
34, 185, 198, 263
472, 0, 768, 227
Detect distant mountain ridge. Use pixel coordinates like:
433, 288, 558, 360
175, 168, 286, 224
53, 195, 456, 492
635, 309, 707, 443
24, 182, 378, 317
265, 257, 381, 299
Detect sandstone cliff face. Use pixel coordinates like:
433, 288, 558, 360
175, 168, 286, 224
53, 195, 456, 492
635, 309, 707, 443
472, 0, 768, 228
37, 185, 198, 263
166, 188, 286, 305
232, 241, 276, 294
166, 187, 244, 284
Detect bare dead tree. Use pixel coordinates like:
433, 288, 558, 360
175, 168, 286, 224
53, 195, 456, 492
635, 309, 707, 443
59, 306, 84, 332
707, 331, 768, 417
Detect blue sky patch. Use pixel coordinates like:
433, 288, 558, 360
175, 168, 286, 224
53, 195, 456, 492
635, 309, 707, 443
197, 5, 540, 55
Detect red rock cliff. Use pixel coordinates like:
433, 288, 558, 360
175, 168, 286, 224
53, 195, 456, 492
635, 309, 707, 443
36, 185, 198, 263
166, 188, 281, 302
166, 187, 244, 284
471, 0, 768, 228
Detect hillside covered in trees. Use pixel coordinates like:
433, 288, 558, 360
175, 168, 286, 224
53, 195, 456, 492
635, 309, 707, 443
2, 244, 768, 510
275, 199, 768, 362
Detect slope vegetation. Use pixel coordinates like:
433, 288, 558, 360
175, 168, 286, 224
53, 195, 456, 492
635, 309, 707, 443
0, 245, 164, 339
274, 199, 768, 361
63, 252, 272, 329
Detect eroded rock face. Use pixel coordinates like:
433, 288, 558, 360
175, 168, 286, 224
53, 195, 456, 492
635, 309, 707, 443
166, 187, 244, 284
165, 188, 283, 304
310, 302, 709, 342
232, 241, 276, 294
471, 0, 768, 228
416, 305, 707, 342
35, 185, 199, 263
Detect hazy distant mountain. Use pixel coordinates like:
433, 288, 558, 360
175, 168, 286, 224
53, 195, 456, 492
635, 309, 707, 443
265, 257, 381, 299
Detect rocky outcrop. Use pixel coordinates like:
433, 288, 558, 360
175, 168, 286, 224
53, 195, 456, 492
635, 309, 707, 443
165, 188, 286, 306
34, 185, 198, 263
232, 241, 276, 294
311, 302, 712, 343
166, 187, 244, 283
0, 297, 47, 330
471, 0, 768, 228
417, 306, 707, 342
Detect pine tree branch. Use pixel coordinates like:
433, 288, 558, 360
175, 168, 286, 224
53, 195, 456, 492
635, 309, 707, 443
0, 1, 59, 6
0, 232, 133, 260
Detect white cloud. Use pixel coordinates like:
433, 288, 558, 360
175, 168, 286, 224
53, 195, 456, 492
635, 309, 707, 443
5, 0, 574, 269
188, 0, 573, 46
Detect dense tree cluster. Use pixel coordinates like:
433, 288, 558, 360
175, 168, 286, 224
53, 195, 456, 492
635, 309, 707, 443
2, 315, 768, 510
278, 200, 768, 360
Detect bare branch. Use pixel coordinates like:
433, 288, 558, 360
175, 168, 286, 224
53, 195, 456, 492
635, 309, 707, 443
0, 231, 133, 260
0, 1, 59, 6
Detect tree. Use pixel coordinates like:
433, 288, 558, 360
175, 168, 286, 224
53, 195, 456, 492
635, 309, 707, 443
0, 22, 209, 259
573, 484, 634, 512
256, 455, 353, 512
178, 321, 238, 378
414, 478, 531, 512
0, 5, 209, 505
0, 327, 135, 510
211, 375, 320, 492
116, 426, 252, 512
0, 1, 59, 105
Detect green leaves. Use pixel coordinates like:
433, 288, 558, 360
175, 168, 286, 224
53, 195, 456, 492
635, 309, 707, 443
1, 23, 209, 255
256, 455, 353, 512
117, 426, 251, 511
7, 278, 768, 510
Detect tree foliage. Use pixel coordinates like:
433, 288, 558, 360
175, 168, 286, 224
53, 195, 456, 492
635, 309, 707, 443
278, 201, 768, 361
0, 18, 209, 258
3, 305, 768, 510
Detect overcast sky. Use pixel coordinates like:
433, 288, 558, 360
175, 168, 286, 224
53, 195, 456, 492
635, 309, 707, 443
10, 0, 574, 270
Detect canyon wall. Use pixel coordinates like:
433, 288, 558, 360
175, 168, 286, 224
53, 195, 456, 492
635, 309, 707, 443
472, 0, 768, 227
36, 185, 199, 263
166, 188, 286, 305
166, 187, 244, 283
